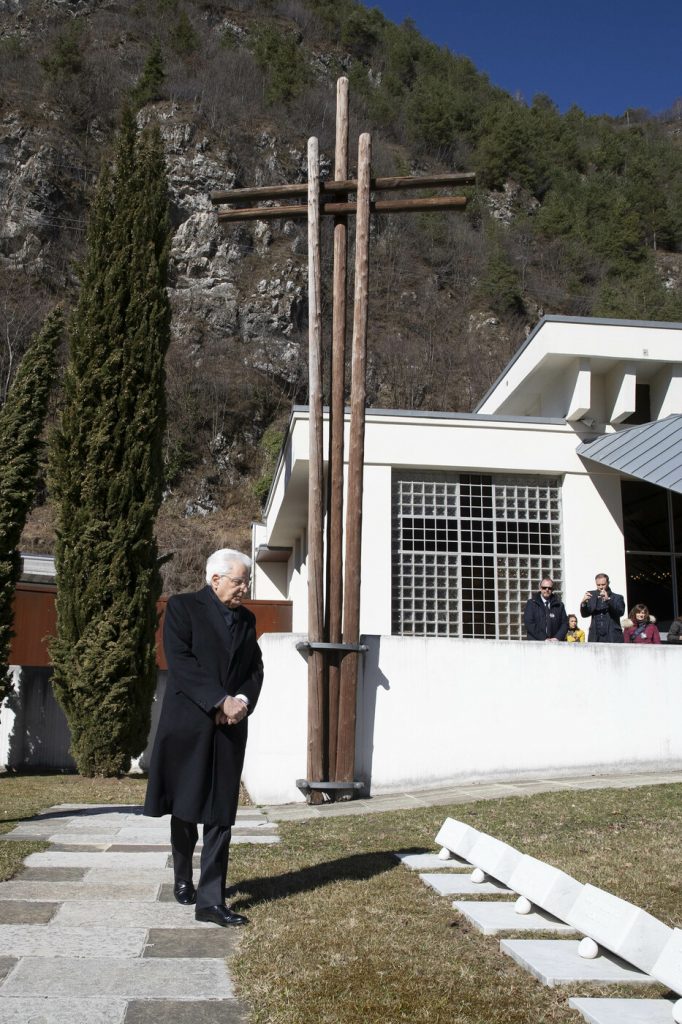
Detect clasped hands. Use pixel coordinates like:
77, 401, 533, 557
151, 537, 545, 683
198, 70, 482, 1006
214, 695, 247, 727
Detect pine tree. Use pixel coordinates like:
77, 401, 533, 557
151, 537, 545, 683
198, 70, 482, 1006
0, 309, 61, 715
131, 42, 165, 110
49, 111, 171, 776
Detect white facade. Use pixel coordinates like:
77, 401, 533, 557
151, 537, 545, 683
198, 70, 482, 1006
253, 410, 627, 633
243, 315, 682, 802
253, 317, 682, 634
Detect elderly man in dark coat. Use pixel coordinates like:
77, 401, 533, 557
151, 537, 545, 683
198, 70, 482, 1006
144, 548, 263, 926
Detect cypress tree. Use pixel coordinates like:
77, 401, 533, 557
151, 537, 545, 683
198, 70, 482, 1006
0, 310, 61, 715
50, 111, 171, 776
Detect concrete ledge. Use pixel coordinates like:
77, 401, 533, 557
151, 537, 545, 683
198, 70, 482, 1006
501, 939, 651, 987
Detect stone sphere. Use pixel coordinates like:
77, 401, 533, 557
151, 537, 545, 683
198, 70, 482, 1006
515, 896, 533, 915
673, 998, 682, 1024
438, 846, 453, 861
471, 867, 486, 883
578, 936, 599, 959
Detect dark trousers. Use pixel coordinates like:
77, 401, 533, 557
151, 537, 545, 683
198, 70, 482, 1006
170, 815, 232, 910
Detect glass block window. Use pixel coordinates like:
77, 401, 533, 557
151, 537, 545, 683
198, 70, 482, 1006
392, 471, 563, 639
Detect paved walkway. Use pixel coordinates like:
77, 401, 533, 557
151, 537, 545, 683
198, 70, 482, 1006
264, 769, 682, 820
0, 804, 279, 1023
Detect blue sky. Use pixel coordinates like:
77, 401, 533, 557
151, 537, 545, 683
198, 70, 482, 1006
369, 1, 682, 117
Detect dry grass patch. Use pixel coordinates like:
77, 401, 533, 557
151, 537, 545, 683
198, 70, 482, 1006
228, 785, 682, 1024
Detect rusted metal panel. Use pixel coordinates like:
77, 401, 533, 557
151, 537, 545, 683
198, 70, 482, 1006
10, 587, 293, 670
9, 583, 57, 667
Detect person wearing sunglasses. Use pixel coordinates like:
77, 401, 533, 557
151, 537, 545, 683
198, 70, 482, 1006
524, 576, 569, 642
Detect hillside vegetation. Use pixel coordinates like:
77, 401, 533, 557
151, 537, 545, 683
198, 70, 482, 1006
1, 0, 681, 589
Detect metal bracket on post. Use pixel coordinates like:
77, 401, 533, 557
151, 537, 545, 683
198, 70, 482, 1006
296, 779, 364, 799
295, 641, 368, 654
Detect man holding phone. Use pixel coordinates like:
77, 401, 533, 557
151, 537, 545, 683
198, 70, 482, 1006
580, 572, 625, 643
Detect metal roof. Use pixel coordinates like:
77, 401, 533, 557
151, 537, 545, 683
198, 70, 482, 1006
576, 415, 682, 494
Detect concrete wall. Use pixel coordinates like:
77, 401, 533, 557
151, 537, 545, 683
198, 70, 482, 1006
9, 635, 680, 803
0, 668, 167, 774
242, 632, 682, 805
0, 668, 75, 772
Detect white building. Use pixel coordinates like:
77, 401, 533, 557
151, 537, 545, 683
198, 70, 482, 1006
241, 315, 682, 804
252, 316, 682, 637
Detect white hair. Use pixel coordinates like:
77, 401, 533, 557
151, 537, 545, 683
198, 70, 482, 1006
205, 548, 251, 584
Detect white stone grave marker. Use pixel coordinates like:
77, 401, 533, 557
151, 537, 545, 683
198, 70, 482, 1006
565, 883, 671, 974
651, 928, 682, 1002
434, 818, 480, 861
466, 833, 523, 886
507, 854, 584, 922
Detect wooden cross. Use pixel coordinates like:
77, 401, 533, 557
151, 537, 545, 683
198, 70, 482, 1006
211, 78, 475, 804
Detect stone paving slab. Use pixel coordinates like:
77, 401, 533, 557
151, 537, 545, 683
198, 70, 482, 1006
124, 999, 248, 1024
0, 902, 57, 924
0, 997, 127, 1023
62, 816, 142, 828
53, 901, 218, 929
453, 900, 577, 935
420, 872, 512, 896
1, 957, 234, 999
0, 961, 15, 985
395, 851, 471, 870
0, 925, 147, 958
108, 844, 174, 852
8, 823, 119, 836
143, 928, 241, 958
85, 867, 176, 883
0, 881, 161, 902
500, 939, 651, 987
568, 998, 676, 1024
49, 843, 111, 852
17, 866, 87, 881
24, 851, 169, 870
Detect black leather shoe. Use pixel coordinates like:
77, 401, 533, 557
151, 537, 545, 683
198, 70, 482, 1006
195, 904, 248, 927
173, 880, 197, 905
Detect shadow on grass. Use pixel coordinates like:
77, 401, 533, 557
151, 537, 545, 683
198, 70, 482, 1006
231, 847, 430, 909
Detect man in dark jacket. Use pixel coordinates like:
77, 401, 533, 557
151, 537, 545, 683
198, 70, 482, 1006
524, 576, 569, 641
580, 572, 625, 643
144, 548, 263, 926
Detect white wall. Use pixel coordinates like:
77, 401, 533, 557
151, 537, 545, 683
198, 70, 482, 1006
242, 633, 682, 804
560, 469, 626, 614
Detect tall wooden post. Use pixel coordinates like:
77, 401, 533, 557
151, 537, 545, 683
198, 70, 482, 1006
336, 132, 371, 783
306, 136, 326, 797
210, 78, 474, 800
327, 77, 349, 779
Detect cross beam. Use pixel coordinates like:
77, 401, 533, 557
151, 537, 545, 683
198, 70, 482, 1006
211, 171, 474, 222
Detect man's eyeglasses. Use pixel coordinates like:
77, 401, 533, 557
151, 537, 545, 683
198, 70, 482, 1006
221, 575, 251, 589
540, 585, 553, 591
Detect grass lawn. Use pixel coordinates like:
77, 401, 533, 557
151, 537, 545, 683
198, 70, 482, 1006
1, 776, 680, 1023
228, 784, 682, 1024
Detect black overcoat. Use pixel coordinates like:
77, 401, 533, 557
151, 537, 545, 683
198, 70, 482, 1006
580, 588, 625, 643
143, 586, 263, 825
524, 592, 569, 641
